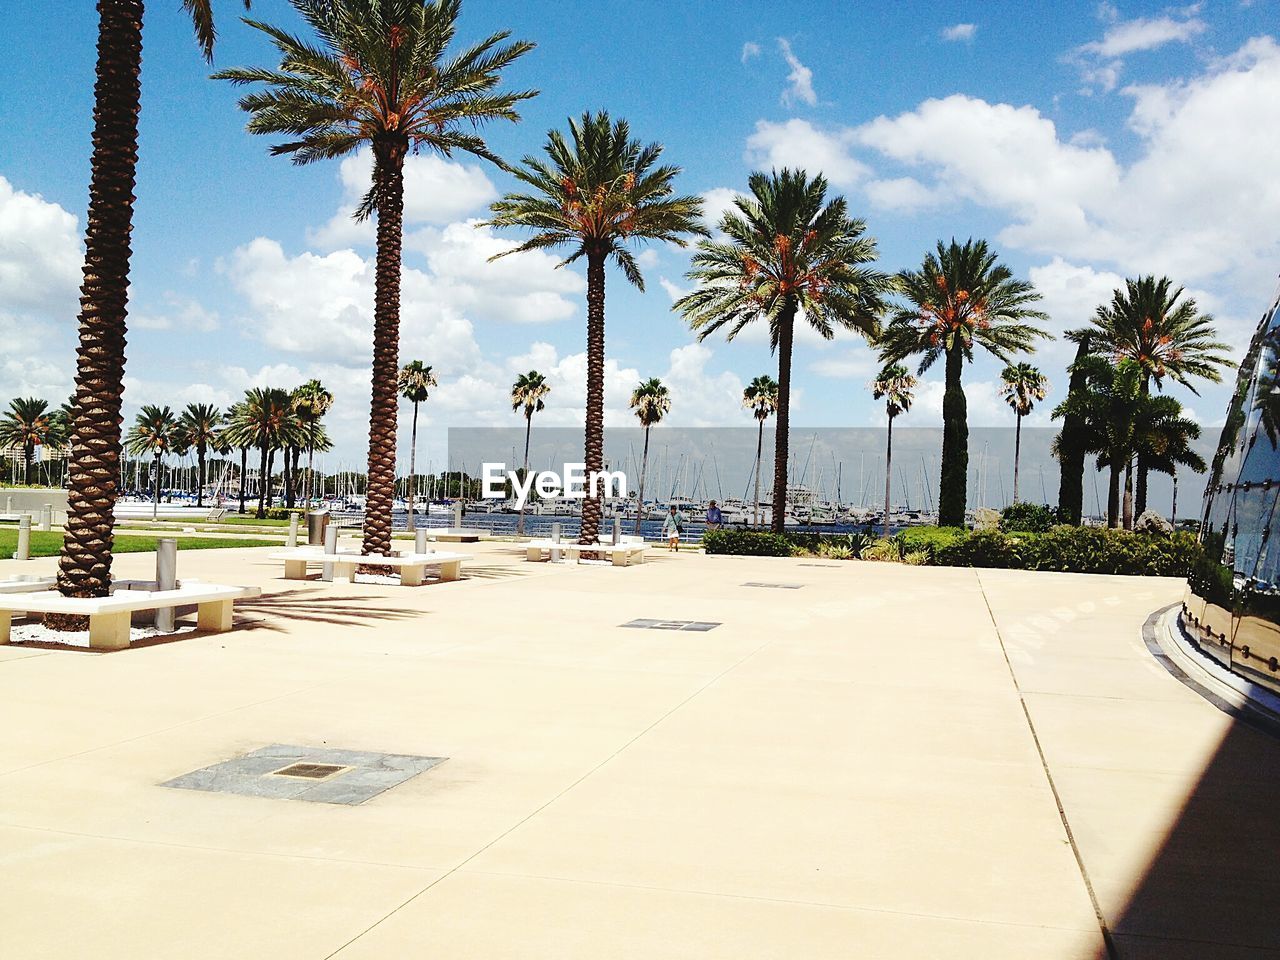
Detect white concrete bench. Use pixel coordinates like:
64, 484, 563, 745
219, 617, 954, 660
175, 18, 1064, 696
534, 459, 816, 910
0, 582, 262, 650
269, 548, 467, 585
0, 577, 55, 595
524, 540, 648, 567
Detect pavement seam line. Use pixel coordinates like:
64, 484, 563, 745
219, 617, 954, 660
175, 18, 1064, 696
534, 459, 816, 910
975, 568, 1121, 960
322, 631, 779, 960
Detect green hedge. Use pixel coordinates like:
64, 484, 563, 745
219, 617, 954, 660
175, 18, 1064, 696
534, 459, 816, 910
1000, 502, 1056, 533
932, 525, 1201, 576
702, 529, 794, 557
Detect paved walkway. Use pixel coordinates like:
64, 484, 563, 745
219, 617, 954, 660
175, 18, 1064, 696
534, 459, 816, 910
1, 542, 1275, 958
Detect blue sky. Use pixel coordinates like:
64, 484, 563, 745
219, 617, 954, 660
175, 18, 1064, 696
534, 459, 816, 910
2, 0, 1278, 474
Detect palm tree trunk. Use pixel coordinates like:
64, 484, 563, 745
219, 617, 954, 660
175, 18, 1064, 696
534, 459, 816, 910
55, 0, 143, 607
24, 444, 33, 486
580, 248, 607, 545
883, 413, 894, 537
1171, 468, 1179, 526
1057, 336, 1091, 524
634, 425, 651, 536
1136, 375, 1151, 515
196, 441, 206, 508
1107, 462, 1121, 528
361, 140, 406, 557
771, 300, 797, 535
1123, 456, 1135, 530
256, 444, 269, 519
238, 447, 247, 514
306, 423, 316, 506
151, 454, 160, 521
517, 410, 531, 536
406, 400, 419, 533
1012, 411, 1022, 504
753, 418, 764, 528
938, 344, 969, 527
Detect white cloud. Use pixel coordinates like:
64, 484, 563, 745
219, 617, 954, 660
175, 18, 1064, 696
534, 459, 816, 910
903, 378, 1011, 427
741, 41, 761, 62
132, 294, 220, 333
810, 347, 877, 379
864, 176, 941, 213
0, 177, 81, 398
777, 38, 817, 107
699, 186, 746, 233
308, 149, 498, 249
1068, 7, 1206, 92
745, 119, 869, 187
661, 343, 746, 426
941, 23, 977, 42
658, 276, 692, 302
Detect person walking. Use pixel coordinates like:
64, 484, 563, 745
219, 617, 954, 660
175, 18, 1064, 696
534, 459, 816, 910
662, 504, 685, 551
705, 499, 723, 529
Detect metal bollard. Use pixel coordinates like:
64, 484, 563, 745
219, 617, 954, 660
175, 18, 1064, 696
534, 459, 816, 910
16, 514, 31, 560
550, 521, 562, 563
612, 517, 621, 545
4, 496, 11, 514
155, 538, 177, 632
321, 524, 338, 582
415, 528, 429, 554
287, 512, 299, 548
40, 504, 52, 532
452, 500, 464, 530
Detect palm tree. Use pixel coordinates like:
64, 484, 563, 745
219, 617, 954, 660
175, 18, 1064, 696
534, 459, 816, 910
486, 112, 705, 544
1054, 329, 1094, 524
510, 370, 549, 536
999, 362, 1049, 505
629, 378, 671, 535
229, 388, 293, 519
124, 405, 179, 521
291, 379, 333, 507
879, 239, 1050, 527
0, 398, 56, 485
1089, 275, 1233, 514
57, 1, 248, 610
677, 169, 892, 533
216, 0, 534, 556
220, 402, 252, 514
176, 403, 222, 508
397, 361, 437, 532
742, 375, 779, 527
870, 364, 916, 536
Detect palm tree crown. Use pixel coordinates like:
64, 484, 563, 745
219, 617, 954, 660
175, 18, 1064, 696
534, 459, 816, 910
871, 364, 916, 419
742, 375, 779, 422
630, 378, 671, 427
485, 111, 706, 286
177, 403, 223, 449
398, 361, 438, 404
0, 398, 57, 471
511, 370, 550, 418
1089, 276, 1234, 392
1000, 363, 1049, 417
124, 405, 180, 460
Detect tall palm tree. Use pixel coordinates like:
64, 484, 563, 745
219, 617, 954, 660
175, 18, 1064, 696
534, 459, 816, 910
486, 112, 705, 544
1054, 329, 1093, 524
870, 364, 916, 536
999, 362, 1048, 505
629, 378, 671, 535
397, 361, 437, 532
124, 405, 179, 521
57, 1, 248, 611
0, 398, 56, 485
677, 169, 892, 533
879, 239, 1050, 527
176, 403, 222, 508
510, 370, 549, 536
1089, 275, 1233, 514
1054, 357, 1142, 528
220, 401, 252, 514
229, 387, 293, 519
742, 374, 779, 527
291, 379, 333, 506
216, 0, 534, 555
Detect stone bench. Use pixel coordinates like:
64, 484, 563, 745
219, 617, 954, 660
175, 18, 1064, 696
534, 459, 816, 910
524, 540, 648, 567
0, 582, 262, 650
269, 548, 468, 585
0, 577, 56, 595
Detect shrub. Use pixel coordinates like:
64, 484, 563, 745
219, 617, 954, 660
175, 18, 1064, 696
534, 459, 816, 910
861, 537, 903, 562
264, 507, 306, 521
817, 542, 854, 560
897, 526, 966, 560
936, 530, 1025, 568
902, 549, 931, 566
702, 528, 793, 557
930, 524, 1203, 576
1001, 502, 1055, 533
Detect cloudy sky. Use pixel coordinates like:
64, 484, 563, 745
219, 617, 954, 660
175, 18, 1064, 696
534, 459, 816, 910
1, 0, 1278, 476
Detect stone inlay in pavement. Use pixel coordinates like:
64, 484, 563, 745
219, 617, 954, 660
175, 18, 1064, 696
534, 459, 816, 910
161, 744, 447, 805
741, 582, 804, 589
621, 619, 721, 631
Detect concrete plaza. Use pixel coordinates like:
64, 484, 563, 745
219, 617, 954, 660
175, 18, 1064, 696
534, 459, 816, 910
1, 540, 1275, 958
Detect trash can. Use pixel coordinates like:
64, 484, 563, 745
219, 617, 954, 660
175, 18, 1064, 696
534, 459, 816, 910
306, 510, 330, 546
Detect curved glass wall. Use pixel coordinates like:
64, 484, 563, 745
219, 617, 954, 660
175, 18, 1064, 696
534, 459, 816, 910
1184, 282, 1280, 693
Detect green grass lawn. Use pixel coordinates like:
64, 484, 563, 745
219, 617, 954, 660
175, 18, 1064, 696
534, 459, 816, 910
218, 516, 294, 527
0, 529, 278, 559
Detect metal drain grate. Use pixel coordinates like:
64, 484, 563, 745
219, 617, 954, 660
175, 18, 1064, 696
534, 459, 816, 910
621, 619, 721, 631
742, 582, 803, 589
272, 762, 348, 780
798, 563, 841, 568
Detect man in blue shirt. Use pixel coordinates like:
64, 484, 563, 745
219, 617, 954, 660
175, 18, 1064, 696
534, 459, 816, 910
706, 500, 723, 529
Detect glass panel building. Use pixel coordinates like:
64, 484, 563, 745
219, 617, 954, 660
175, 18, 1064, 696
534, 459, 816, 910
1184, 281, 1280, 694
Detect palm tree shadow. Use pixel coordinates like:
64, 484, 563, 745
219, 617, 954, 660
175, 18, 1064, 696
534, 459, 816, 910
234, 588, 423, 632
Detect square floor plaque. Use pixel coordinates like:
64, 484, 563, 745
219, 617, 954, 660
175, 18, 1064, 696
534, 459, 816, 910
161, 744, 446, 805
621, 619, 721, 631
